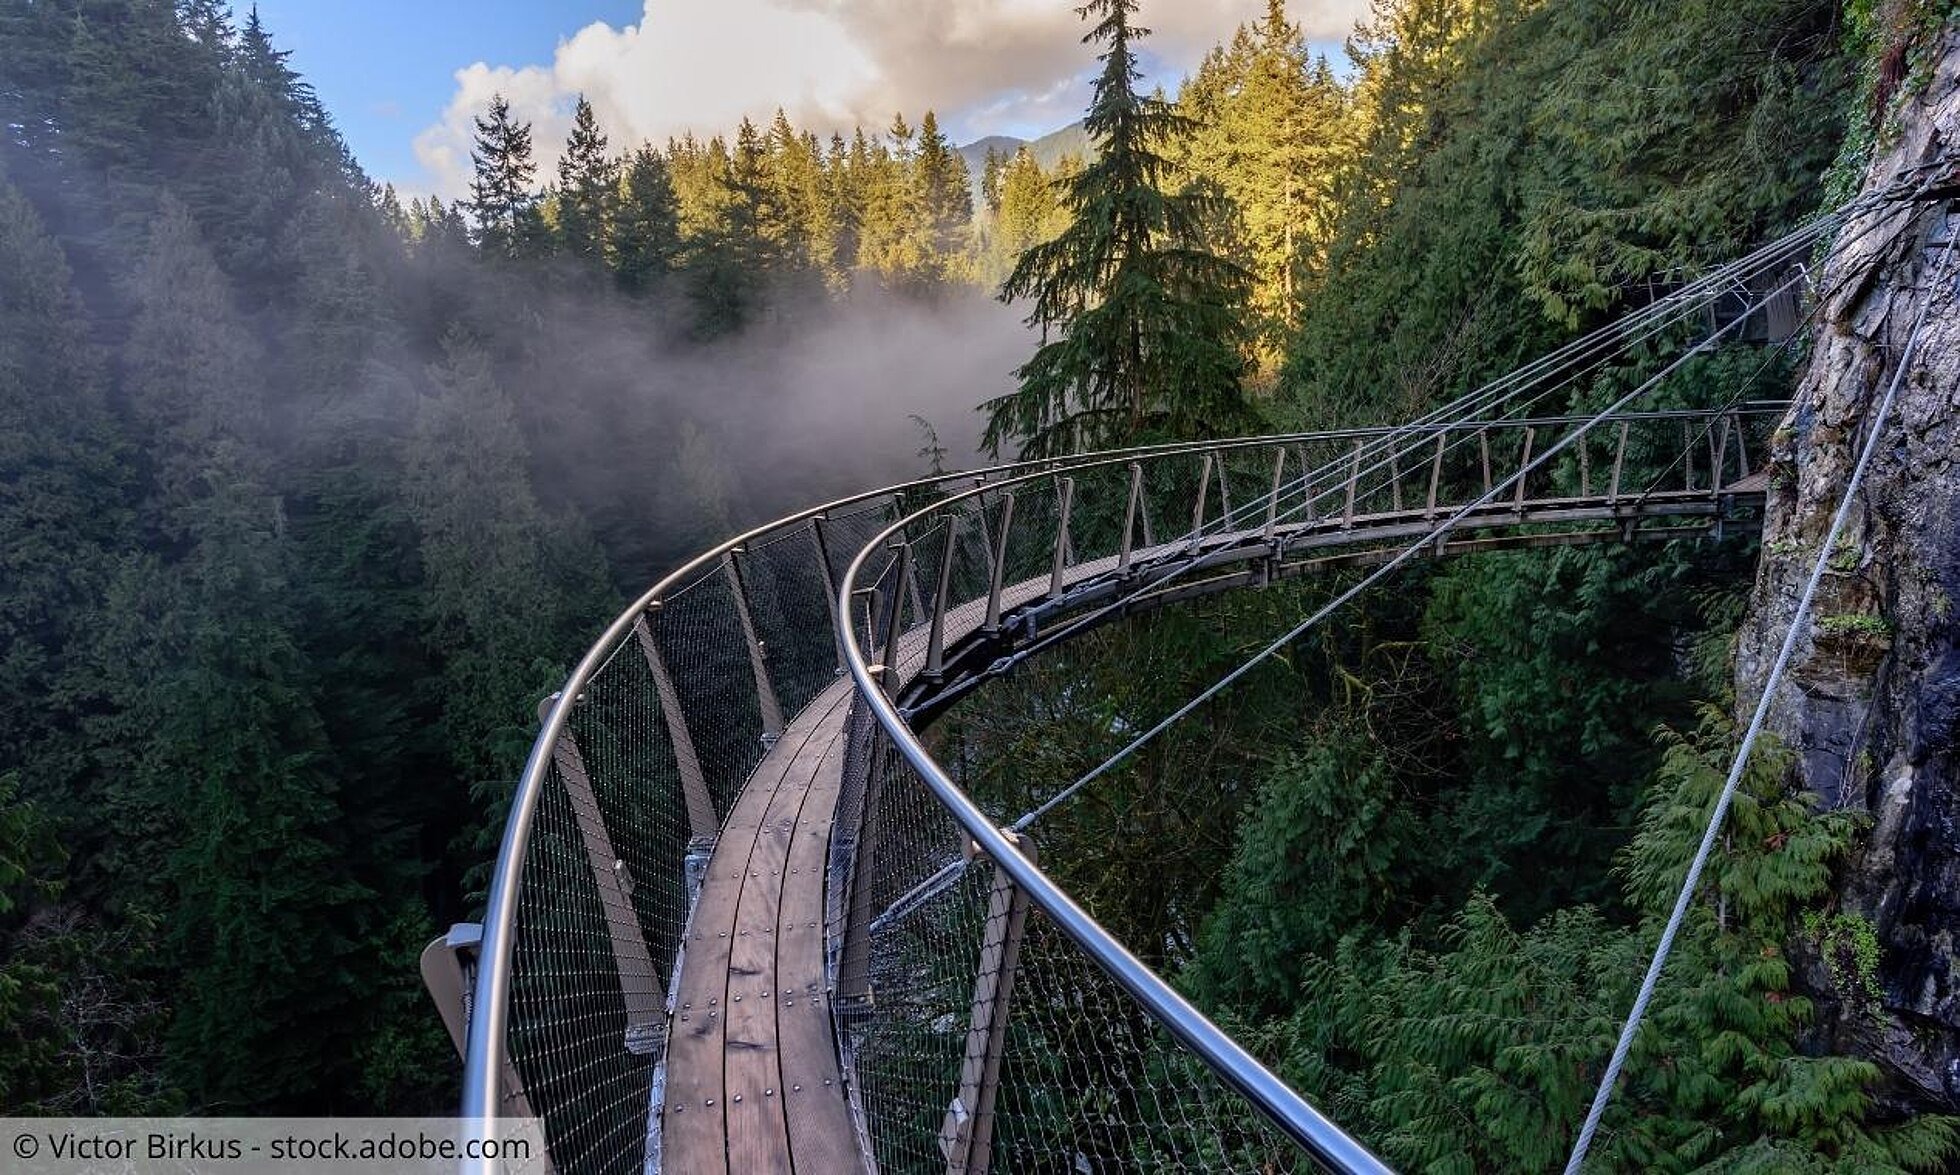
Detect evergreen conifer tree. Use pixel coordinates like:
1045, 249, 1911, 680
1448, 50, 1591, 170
556, 96, 617, 265
468, 93, 541, 259
986, 0, 1252, 456
612, 145, 681, 295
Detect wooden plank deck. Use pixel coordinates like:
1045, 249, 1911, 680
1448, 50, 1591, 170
661, 681, 862, 1175
653, 482, 1770, 1171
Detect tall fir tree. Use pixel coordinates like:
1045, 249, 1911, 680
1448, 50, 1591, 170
467, 93, 541, 260
986, 0, 1252, 456
555, 96, 617, 265
611, 145, 681, 295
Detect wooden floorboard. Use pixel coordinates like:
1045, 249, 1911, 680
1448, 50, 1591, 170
661, 686, 847, 1173
777, 733, 863, 1174
650, 482, 1768, 1171
661, 680, 857, 1174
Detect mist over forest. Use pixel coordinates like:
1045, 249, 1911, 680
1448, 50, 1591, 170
3, 0, 1957, 1167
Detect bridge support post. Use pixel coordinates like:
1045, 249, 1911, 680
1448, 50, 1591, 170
881, 542, 913, 692
1264, 448, 1285, 548
984, 492, 1015, 634
941, 834, 1037, 1175
1212, 449, 1233, 522
1426, 434, 1444, 519
1388, 446, 1403, 513
1513, 427, 1536, 513
811, 515, 848, 674
1191, 452, 1214, 534
1048, 477, 1074, 599
1118, 463, 1143, 574
723, 550, 786, 745
1296, 445, 1317, 524
1342, 439, 1362, 529
634, 614, 720, 846
926, 516, 961, 681
536, 693, 667, 1056
1609, 421, 1630, 504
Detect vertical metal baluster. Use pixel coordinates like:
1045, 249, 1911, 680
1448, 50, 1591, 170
984, 492, 1015, 634
811, 515, 846, 673
1048, 477, 1075, 599
1514, 427, 1536, 512
1426, 433, 1444, 518
1264, 448, 1285, 546
1191, 452, 1214, 536
1388, 445, 1403, 513
1118, 463, 1143, 574
1479, 428, 1492, 496
880, 541, 913, 692
1579, 433, 1592, 498
1609, 420, 1630, 505
1342, 439, 1362, 529
925, 516, 962, 681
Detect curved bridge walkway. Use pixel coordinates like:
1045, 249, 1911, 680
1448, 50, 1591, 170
659, 468, 1770, 1174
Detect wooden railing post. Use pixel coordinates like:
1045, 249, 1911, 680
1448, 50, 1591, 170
1264, 448, 1285, 546
1609, 420, 1630, 504
536, 693, 666, 1055
723, 549, 785, 744
941, 835, 1037, 1175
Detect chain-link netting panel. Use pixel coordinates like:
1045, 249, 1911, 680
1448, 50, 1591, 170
835, 745, 1312, 1174
740, 520, 844, 715
646, 566, 767, 819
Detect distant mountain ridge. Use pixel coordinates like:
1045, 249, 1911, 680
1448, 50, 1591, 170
957, 121, 1093, 179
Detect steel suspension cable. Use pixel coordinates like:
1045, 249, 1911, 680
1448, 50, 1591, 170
1561, 226, 1959, 1175
1010, 266, 1813, 834
1015, 217, 1838, 680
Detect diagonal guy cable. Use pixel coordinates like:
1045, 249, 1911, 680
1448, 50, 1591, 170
1562, 226, 1958, 1175
1011, 265, 1812, 834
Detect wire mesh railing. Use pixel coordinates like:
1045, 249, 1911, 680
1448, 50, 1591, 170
457, 435, 1423, 1172
833, 402, 1782, 1174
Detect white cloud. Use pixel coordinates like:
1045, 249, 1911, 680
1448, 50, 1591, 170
411, 0, 1371, 198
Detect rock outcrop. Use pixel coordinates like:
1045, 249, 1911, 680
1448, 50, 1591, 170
1734, 23, 1960, 1112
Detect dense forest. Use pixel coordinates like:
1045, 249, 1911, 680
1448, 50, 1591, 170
1, 0, 1957, 1166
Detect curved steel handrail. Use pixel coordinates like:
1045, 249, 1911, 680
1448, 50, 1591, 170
834, 405, 1782, 1173
462, 403, 1776, 1171
458, 422, 1487, 1143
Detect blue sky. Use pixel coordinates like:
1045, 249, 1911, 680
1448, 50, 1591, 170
232, 1, 1363, 198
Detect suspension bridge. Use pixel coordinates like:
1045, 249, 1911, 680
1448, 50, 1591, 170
429, 176, 1956, 1174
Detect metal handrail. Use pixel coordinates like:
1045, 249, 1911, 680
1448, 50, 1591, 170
461, 403, 1780, 1171
458, 422, 1494, 1153
833, 405, 1784, 1173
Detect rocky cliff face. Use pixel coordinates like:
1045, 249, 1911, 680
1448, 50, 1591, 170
1734, 22, 1960, 1114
